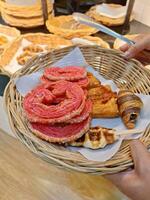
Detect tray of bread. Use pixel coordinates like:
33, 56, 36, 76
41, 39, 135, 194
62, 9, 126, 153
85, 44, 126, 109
46, 15, 98, 39
0, 0, 54, 28
86, 3, 134, 27
0, 33, 111, 75
0, 33, 73, 75
4, 45, 150, 175
0, 24, 20, 55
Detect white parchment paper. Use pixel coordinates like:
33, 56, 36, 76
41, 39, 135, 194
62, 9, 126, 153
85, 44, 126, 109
96, 3, 127, 19
15, 47, 150, 161
5, 39, 48, 74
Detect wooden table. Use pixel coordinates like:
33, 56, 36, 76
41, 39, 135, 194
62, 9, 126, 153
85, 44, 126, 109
0, 129, 128, 200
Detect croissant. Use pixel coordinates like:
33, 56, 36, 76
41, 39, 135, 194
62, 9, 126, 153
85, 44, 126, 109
117, 90, 143, 129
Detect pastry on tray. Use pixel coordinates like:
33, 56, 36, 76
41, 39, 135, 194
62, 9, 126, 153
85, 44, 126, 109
0, 33, 72, 74
86, 4, 134, 27
46, 15, 98, 39
113, 34, 139, 50
0, 24, 20, 54
72, 36, 110, 49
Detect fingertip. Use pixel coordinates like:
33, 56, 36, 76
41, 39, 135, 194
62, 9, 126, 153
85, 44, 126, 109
119, 44, 129, 52
130, 140, 144, 149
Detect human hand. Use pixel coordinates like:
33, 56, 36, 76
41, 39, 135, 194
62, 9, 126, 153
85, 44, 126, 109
106, 140, 150, 200
120, 34, 150, 61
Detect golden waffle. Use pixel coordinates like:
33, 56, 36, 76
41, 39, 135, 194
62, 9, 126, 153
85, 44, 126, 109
68, 126, 118, 149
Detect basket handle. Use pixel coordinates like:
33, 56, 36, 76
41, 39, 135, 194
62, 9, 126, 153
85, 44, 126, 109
40, 0, 48, 23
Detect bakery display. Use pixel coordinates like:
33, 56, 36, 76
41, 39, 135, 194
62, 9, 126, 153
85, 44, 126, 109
0, 33, 72, 74
86, 3, 134, 27
117, 90, 143, 129
46, 15, 98, 39
0, 24, 20, 54
0, 0, 54, 28
68, 126, 118, 149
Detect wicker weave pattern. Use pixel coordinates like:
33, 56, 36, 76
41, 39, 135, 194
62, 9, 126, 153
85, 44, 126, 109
4, 46, 150, 175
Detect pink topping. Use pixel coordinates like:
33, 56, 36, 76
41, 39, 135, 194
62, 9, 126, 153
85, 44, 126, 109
66, 99, 92, 124
44, 66, 87, 81
30, 117, 90, 143
23, 81, 86, 124
40, 75, 89, 89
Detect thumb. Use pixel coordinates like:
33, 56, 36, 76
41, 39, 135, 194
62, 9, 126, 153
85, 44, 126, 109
130, 140, 150, 174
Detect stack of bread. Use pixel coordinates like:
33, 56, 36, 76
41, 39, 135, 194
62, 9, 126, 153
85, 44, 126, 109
0, 0, 54, 28
86, 3, 134, 27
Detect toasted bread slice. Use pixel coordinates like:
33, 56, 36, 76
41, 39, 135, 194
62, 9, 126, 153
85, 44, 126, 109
87, 72, 101, 89
88, 85, 119, 118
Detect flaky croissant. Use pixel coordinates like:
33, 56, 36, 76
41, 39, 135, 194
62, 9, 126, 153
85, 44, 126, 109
117, 90, 143, 129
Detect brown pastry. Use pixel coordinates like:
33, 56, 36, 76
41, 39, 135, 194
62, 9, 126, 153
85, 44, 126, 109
87, 72, 101, 89
117, 90, 143, 129
23, 44, 43, 53
88, 85, 119, 118
17, 51, 34, 65
68, 126, 118, 149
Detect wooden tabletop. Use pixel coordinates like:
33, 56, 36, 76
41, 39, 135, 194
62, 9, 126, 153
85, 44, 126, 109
0, 129, 128, 200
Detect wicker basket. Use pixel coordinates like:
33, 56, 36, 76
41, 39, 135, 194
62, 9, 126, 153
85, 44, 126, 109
4, 46, 150, 175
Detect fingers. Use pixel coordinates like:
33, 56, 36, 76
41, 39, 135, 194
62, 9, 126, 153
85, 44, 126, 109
105, 170, 135, 189
119, 34, 150, 59
130, 140, 150, 174
123, 42, 146, 59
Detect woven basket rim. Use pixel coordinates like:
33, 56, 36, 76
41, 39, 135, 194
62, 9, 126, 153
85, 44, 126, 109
4, 45, 150, 175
